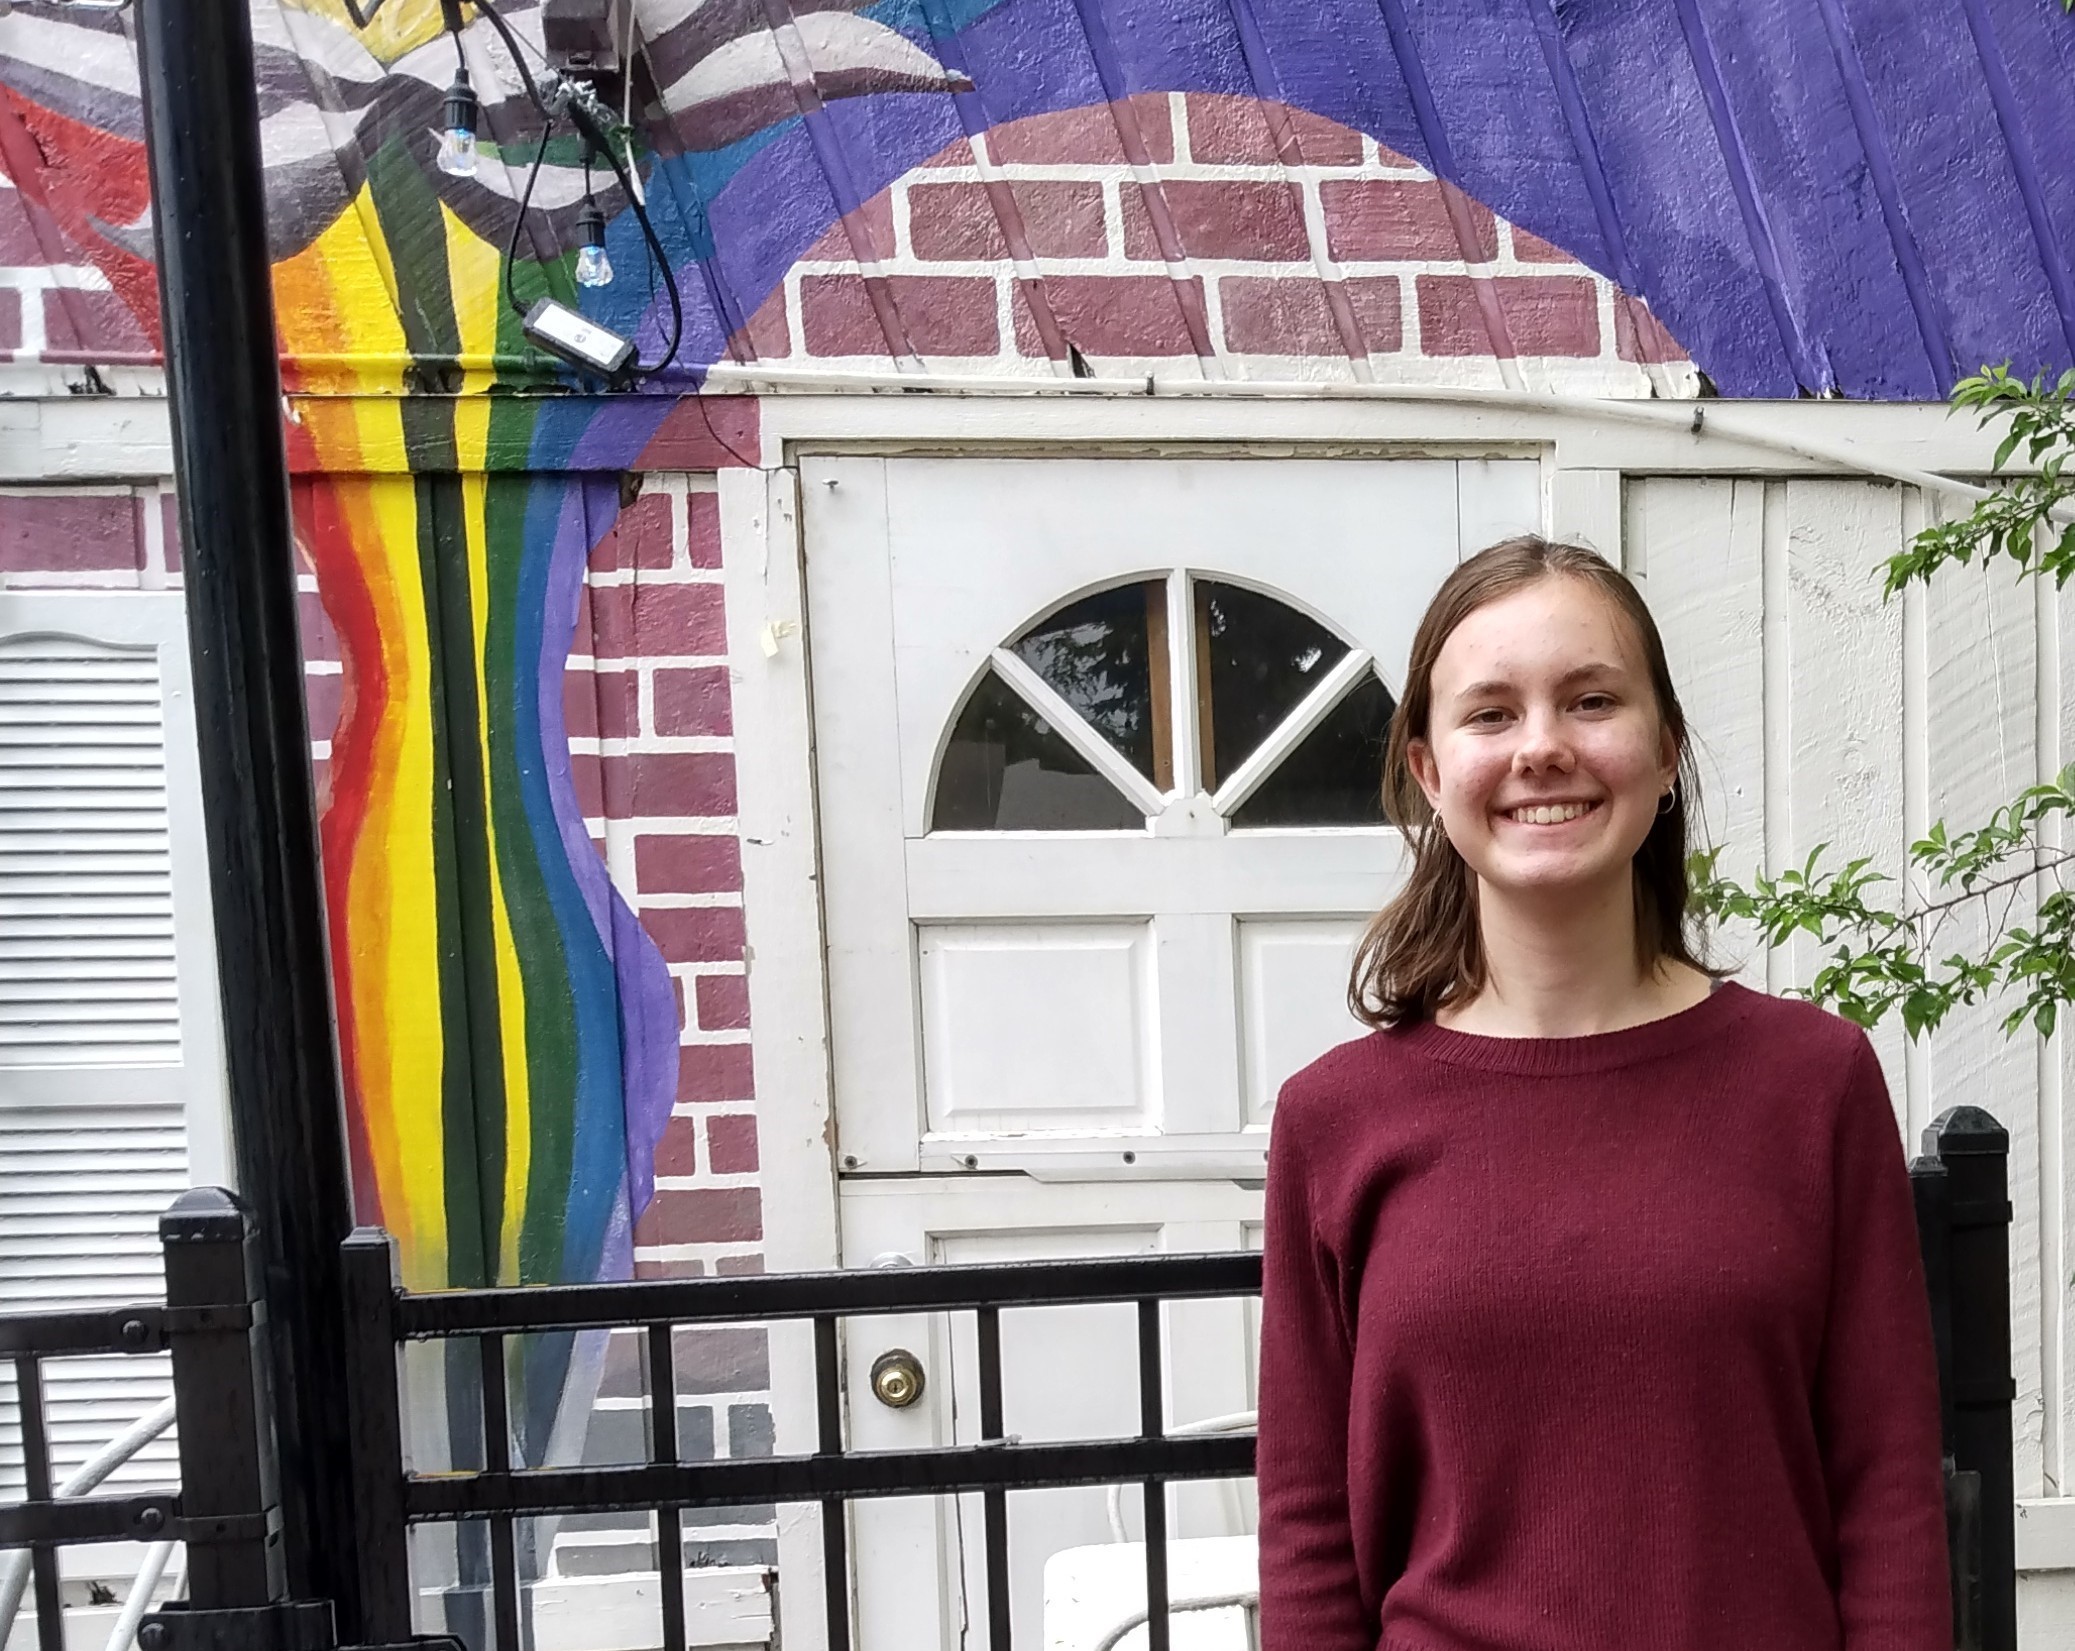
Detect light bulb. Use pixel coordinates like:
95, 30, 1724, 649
436, 125, 478, 177
575, 243, 615, 288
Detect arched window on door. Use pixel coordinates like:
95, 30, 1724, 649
930, 573, 1396, 831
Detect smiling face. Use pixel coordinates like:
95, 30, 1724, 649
1407, 574, 1679, 903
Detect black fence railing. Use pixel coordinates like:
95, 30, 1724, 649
0, 1104, 2020, 1651
340, 1236, 1260, 1651
0, 1189, 288, 1651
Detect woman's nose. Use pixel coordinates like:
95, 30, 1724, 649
1512, 709, 1574, 772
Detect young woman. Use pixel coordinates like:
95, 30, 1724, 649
1255, 537, 1951, 1650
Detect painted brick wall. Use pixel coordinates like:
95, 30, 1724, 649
736, 93, 1696, 396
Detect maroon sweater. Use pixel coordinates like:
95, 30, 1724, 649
1256, 982, 1951, 1651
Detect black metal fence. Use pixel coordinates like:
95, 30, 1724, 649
0, 1105, 2020, 1651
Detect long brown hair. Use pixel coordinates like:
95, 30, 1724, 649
1348, 535, 1713, 1027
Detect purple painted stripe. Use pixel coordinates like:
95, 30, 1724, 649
1664, 0, 1823, 392
1809, 0, 1954, 392
1522, 0, 1633, 292
1953, 0, 2075, 369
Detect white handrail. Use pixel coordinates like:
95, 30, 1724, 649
0, 1398, 179, 1651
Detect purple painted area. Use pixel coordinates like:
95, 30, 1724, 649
538, 480, 679, 1259
658, 0, 2075, 398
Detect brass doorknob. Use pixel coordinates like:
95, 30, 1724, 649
870, 1348, 926, 1408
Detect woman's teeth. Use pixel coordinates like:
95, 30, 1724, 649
1509, 802, 1592, 824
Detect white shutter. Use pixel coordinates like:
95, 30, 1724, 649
0, 596, 230, 1500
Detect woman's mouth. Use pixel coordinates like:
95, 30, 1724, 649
1501, 800, 1600, 825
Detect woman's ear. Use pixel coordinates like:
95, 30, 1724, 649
1659, 725, 1681, 791
1407, 737, 1442, 812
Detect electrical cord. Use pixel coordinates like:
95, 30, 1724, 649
463, 0, 685, 381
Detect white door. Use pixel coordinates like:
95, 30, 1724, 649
802, 456, 1538, 1650
0, 591, 231, 1513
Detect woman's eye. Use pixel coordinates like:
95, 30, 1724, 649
1468, 707, 1509, 726
1575, 693, 1615, 713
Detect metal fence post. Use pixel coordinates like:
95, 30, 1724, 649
341, 1229, 414, 1645
157, 1189, 279, 1609
1926, 1106, 2015, 1651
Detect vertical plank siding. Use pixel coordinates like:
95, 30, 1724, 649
1632, 475, 2059, 1496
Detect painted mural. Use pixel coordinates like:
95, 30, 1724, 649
6, 0, 2075, 1460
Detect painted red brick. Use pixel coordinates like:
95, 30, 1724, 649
1511, 227, 1581, 265
1041, 276, 1207, 357
706, 1112, 759, 1173
688, 493, 721, 570
922, 136, 975, 168
802, 274, 998, 357
635, 1187, 763, 1245
572, 752, 603, 819
40, 289, 152, 354
589, 492, 674, 574
646, 904, 747, 966
677, 1041, 755, 1104
0, 492, 139, 574
733, 287, 791, 360
304, 671, 343, 745
1183, 94, 1363, 167
654, 1115, 699, 1178
635, 398, 760, 470
1123, 180, 1308, 263
0, 290, 19, 355
910, 181, 1108, 262
635, 833, 742, 895
1219, 278, 1343, 354
588, 581, 726, 660
800, 196, 896, 263
798, 274, 883, 355
1418, 274, 1599, 356
696, 974, 752, 1034
572, 669, 638, 742
634, 1257, 705, 1279
163, 494, 184, 574
653, 666, 732, 737
1615, 294, 1689, 363
604, 751, 737, 817
1345, 277, 1405, 351
0, 194, 45, 265
985, 95, 1174, 166
297, 590, 340, 662
1322, 179, 1496, 263
715, 1255, 765, 1276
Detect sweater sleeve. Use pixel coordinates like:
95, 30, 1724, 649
1815, 1035, 1954, 1651
1255, 1090, 1372, 1651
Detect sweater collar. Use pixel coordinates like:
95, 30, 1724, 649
1394, 979, 1761, 1077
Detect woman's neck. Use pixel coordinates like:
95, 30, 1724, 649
1435, 874, 1712, 1038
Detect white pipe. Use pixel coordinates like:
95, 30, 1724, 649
1090, 1589, 1260, 1651
700, 361, 2075, 523
101, 1541, 175, 1651
1105, 1412, 1256, 1545
0, 1400, 179, 1649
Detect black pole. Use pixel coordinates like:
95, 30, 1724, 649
134, 0, 361, 1622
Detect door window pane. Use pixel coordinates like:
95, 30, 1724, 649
933, 671, 1146, 831
1009, 582, 1168, 787
1232, 673, 1396, 827
1194, 582, 1349, 790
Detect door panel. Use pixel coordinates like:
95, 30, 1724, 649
804, 453, 1541, 1648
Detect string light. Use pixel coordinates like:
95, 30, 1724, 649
436, 57, 480, 177
574, 195, 613, 288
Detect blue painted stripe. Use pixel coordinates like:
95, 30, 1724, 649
1954, 0, 2075, 369
1809, 0, 1954, 392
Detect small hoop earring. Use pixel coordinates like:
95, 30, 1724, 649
1657, 785, 1678, 817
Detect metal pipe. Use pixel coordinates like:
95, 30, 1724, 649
132, 0, 360, 1623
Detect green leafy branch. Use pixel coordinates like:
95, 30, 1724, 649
1689, 768, 2075, 1038
1882, 364, 2075, 594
